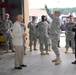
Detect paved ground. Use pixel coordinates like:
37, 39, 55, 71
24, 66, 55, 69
0, 47, 75, 75
0, 33, 76, 75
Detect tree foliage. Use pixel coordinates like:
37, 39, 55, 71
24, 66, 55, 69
39, 7, 76, 15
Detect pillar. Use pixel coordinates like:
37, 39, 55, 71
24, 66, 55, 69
24, 0, 29, 46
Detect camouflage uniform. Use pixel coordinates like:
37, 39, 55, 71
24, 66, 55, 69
46, 20, 52, 50
37, 21, 49, 54
28, 21, 37, 50
45, 7, 61, 57
1, 20, 14, 51
65, 21, 75, 52
20, 23, 26, 54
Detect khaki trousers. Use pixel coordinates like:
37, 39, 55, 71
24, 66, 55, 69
15, 46, 24, 67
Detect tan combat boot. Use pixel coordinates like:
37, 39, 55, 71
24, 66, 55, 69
24, 52, 27, 55
55, 56, 62, 65
65, 48, 68, 53
48, 45, 51, 51
52, 58, 58, 62
12, 48, 15, 52
72, 50, 75, 54
30, 46, 32, 51
46, 51, 49, 55
41, 51, 46, 55
34, 46, 38, 51
6, 49, 9, 53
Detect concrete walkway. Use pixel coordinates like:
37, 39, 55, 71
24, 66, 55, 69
0, 47, 76, 75
0, 32, 76, 75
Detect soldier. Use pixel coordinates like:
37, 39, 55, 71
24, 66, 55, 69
65, 15, 75, 54
45, 16, 52, 51
28, 16, 37, 51
1, 13, 15, 53
20, 23, 27, 55
72, 24, 76, 64
0, 12, 1, 55
37, 15, 49, 55
74, 17, 76, 24
45, 5, 61, 65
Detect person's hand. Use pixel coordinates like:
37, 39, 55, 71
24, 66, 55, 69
29, 22, 32, 25
23, 33, 27, 38
4, 29, 7, 31
74, 25, 76, 28
12, 36, 13, 38
74, 27, 76, 29
45, 4, 47, 9
25, 33, 27, 36
8, 29, 9, 31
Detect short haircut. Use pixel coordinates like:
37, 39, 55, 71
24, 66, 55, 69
41, 15, 46, 21
32, 16, 36, 19
69, 15, 73, 17
54, 11, 61, 14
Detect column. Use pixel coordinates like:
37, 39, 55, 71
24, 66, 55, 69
24, 0, 29, 46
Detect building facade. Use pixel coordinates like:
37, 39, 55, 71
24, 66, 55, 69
0, 0, 29, 46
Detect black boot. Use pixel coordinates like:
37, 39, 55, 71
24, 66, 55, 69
71, 61, 76, 64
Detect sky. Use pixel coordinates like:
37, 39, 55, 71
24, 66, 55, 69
29, 0, 76, 9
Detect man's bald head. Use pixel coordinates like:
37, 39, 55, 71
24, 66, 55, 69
17, 14, 23, 22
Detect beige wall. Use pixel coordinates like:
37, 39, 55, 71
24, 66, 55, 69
24, 0, 29, 46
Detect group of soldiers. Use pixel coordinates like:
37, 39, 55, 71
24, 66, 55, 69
65, 15, 75, 54
28, 5, 61, 65
28, 15, 51, 55
61, 15, 76, 64
28, 5, 76, 65
0, 13, 27, 53
0, 14, 27, 69
0, 13, 15, 53
1, 5, 76, 65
